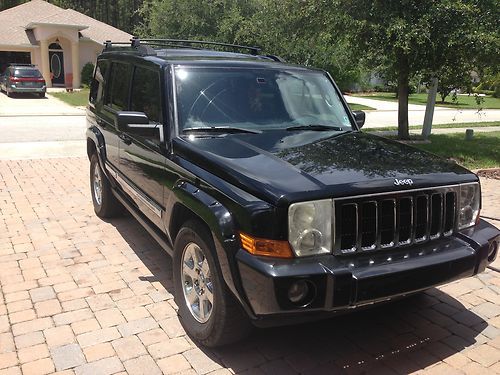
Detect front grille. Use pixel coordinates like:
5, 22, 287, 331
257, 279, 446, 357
334, 186, 458, 254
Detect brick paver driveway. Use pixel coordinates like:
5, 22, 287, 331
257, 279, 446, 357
1, 158, 499, 375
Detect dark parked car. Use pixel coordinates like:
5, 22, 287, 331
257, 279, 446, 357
0, 64, 46, 97
86, 38, 500, 347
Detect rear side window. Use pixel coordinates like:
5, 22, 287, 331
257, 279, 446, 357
130, 67, 162, 123
105, 62, 131, 111
90, 60, 109, 104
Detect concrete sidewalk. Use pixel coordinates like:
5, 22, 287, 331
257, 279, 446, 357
345, 95, 500, 128
371, 126, 500, 136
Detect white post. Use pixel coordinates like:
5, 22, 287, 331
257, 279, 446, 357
40, 39, 51, 88
71, 41, 80, 89
422, 77, 438, 139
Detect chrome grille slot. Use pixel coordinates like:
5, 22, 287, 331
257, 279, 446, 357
333, 186, 458, 255
414, 195, 428, 242
339, 203, 358, 253
430, 193, 443, 239
379, 199, 396, 248
444, 192, 456, 235
360, 201, 377, 250
398, 197, 413, 245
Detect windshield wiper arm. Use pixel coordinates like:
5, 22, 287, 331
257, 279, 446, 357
286, 124, 346, 132
182, 126, 261, 134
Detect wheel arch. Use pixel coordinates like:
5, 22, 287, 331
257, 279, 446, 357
168, 181, 255, 317
86, 127, 106, 163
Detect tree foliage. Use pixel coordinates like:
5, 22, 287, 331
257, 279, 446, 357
336, 0, 499, 138
2, 0, 498, 139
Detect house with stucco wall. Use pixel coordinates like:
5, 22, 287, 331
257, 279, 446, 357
0, 0, 131, 88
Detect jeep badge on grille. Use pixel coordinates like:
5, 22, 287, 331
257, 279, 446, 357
394, 178, 414, 186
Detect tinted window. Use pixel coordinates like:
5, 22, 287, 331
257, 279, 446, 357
130, 67, 162, 123
90, 60, 108, 104
175, 68, 352, 131
13, 68, 42, 78
106, 62, 131, 111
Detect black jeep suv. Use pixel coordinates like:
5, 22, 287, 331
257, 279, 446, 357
86, 38, 499, 347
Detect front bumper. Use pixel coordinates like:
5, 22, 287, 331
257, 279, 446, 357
236, 219, 499, 327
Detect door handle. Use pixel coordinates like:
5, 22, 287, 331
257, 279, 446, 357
119, 133, 132, 145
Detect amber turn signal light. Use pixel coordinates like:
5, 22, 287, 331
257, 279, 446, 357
239, 232, 294, 258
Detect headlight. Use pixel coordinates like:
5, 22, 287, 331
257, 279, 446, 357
458, 183, 480, 230
288, 200, 332, 257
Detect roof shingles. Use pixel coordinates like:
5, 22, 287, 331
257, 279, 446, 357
0, 0, 131, 46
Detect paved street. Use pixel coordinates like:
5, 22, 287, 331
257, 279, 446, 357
0, 157, 499, 375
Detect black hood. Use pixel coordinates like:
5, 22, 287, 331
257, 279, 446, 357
173, 130, 476, 206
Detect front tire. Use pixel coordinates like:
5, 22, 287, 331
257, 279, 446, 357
90, 153, 123, 218
173, 221, 252, 347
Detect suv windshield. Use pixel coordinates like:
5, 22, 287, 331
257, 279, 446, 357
175, 67, 353, 132
13, 68, 42, 78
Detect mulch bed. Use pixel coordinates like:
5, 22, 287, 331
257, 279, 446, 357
477, 168, 500, 180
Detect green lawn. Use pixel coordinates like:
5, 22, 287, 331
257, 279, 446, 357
51, 88, 90, 107
396, 132, 500, 169
348, 103, 376, 111
364, 121, 500, 132
353, 92, 500, 109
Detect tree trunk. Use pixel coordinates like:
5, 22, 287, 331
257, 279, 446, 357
397, 58, 410, 140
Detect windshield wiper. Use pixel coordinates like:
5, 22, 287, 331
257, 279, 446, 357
286, 124, 346, 132
182, 126, 261, 134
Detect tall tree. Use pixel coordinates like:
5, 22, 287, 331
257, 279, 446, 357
336, 0, 499, 139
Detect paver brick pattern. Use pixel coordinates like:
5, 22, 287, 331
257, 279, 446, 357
0, 157, 499, 374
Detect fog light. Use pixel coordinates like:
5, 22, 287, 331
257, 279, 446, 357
488, 241, 498, 263
288, 280, 309, 304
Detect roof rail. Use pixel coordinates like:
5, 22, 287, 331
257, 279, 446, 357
140, 38, 261, 55
102, 37, 284, 62
103, 38, 156, 55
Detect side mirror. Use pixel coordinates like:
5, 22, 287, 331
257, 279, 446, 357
116, 111, 164, 143
352, 110, 365, 128
116, 111, 149, 131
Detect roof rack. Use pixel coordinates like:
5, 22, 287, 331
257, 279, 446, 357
139, 38, 261, 55
104, 37, 261, 55
103, 37, 285, 62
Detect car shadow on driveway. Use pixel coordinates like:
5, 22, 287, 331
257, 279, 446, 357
108, 216, 488, 374
3, 94, 47, 99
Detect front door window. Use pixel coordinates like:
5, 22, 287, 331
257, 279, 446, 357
48, 42, 64, 85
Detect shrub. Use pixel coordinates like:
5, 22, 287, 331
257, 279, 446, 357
472, 87, 494, 96
81, 62, 95, 88
494, 85, 500, 98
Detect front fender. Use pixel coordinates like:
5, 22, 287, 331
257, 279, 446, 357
168, 180, 256, 318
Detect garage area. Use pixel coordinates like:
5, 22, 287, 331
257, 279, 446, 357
0, 51, 31, 74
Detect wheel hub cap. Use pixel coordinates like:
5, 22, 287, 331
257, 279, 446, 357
93, 163, 103, 206
181, 242, 214, 323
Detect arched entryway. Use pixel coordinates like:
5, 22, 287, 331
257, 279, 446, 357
48, 42, 65, 86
